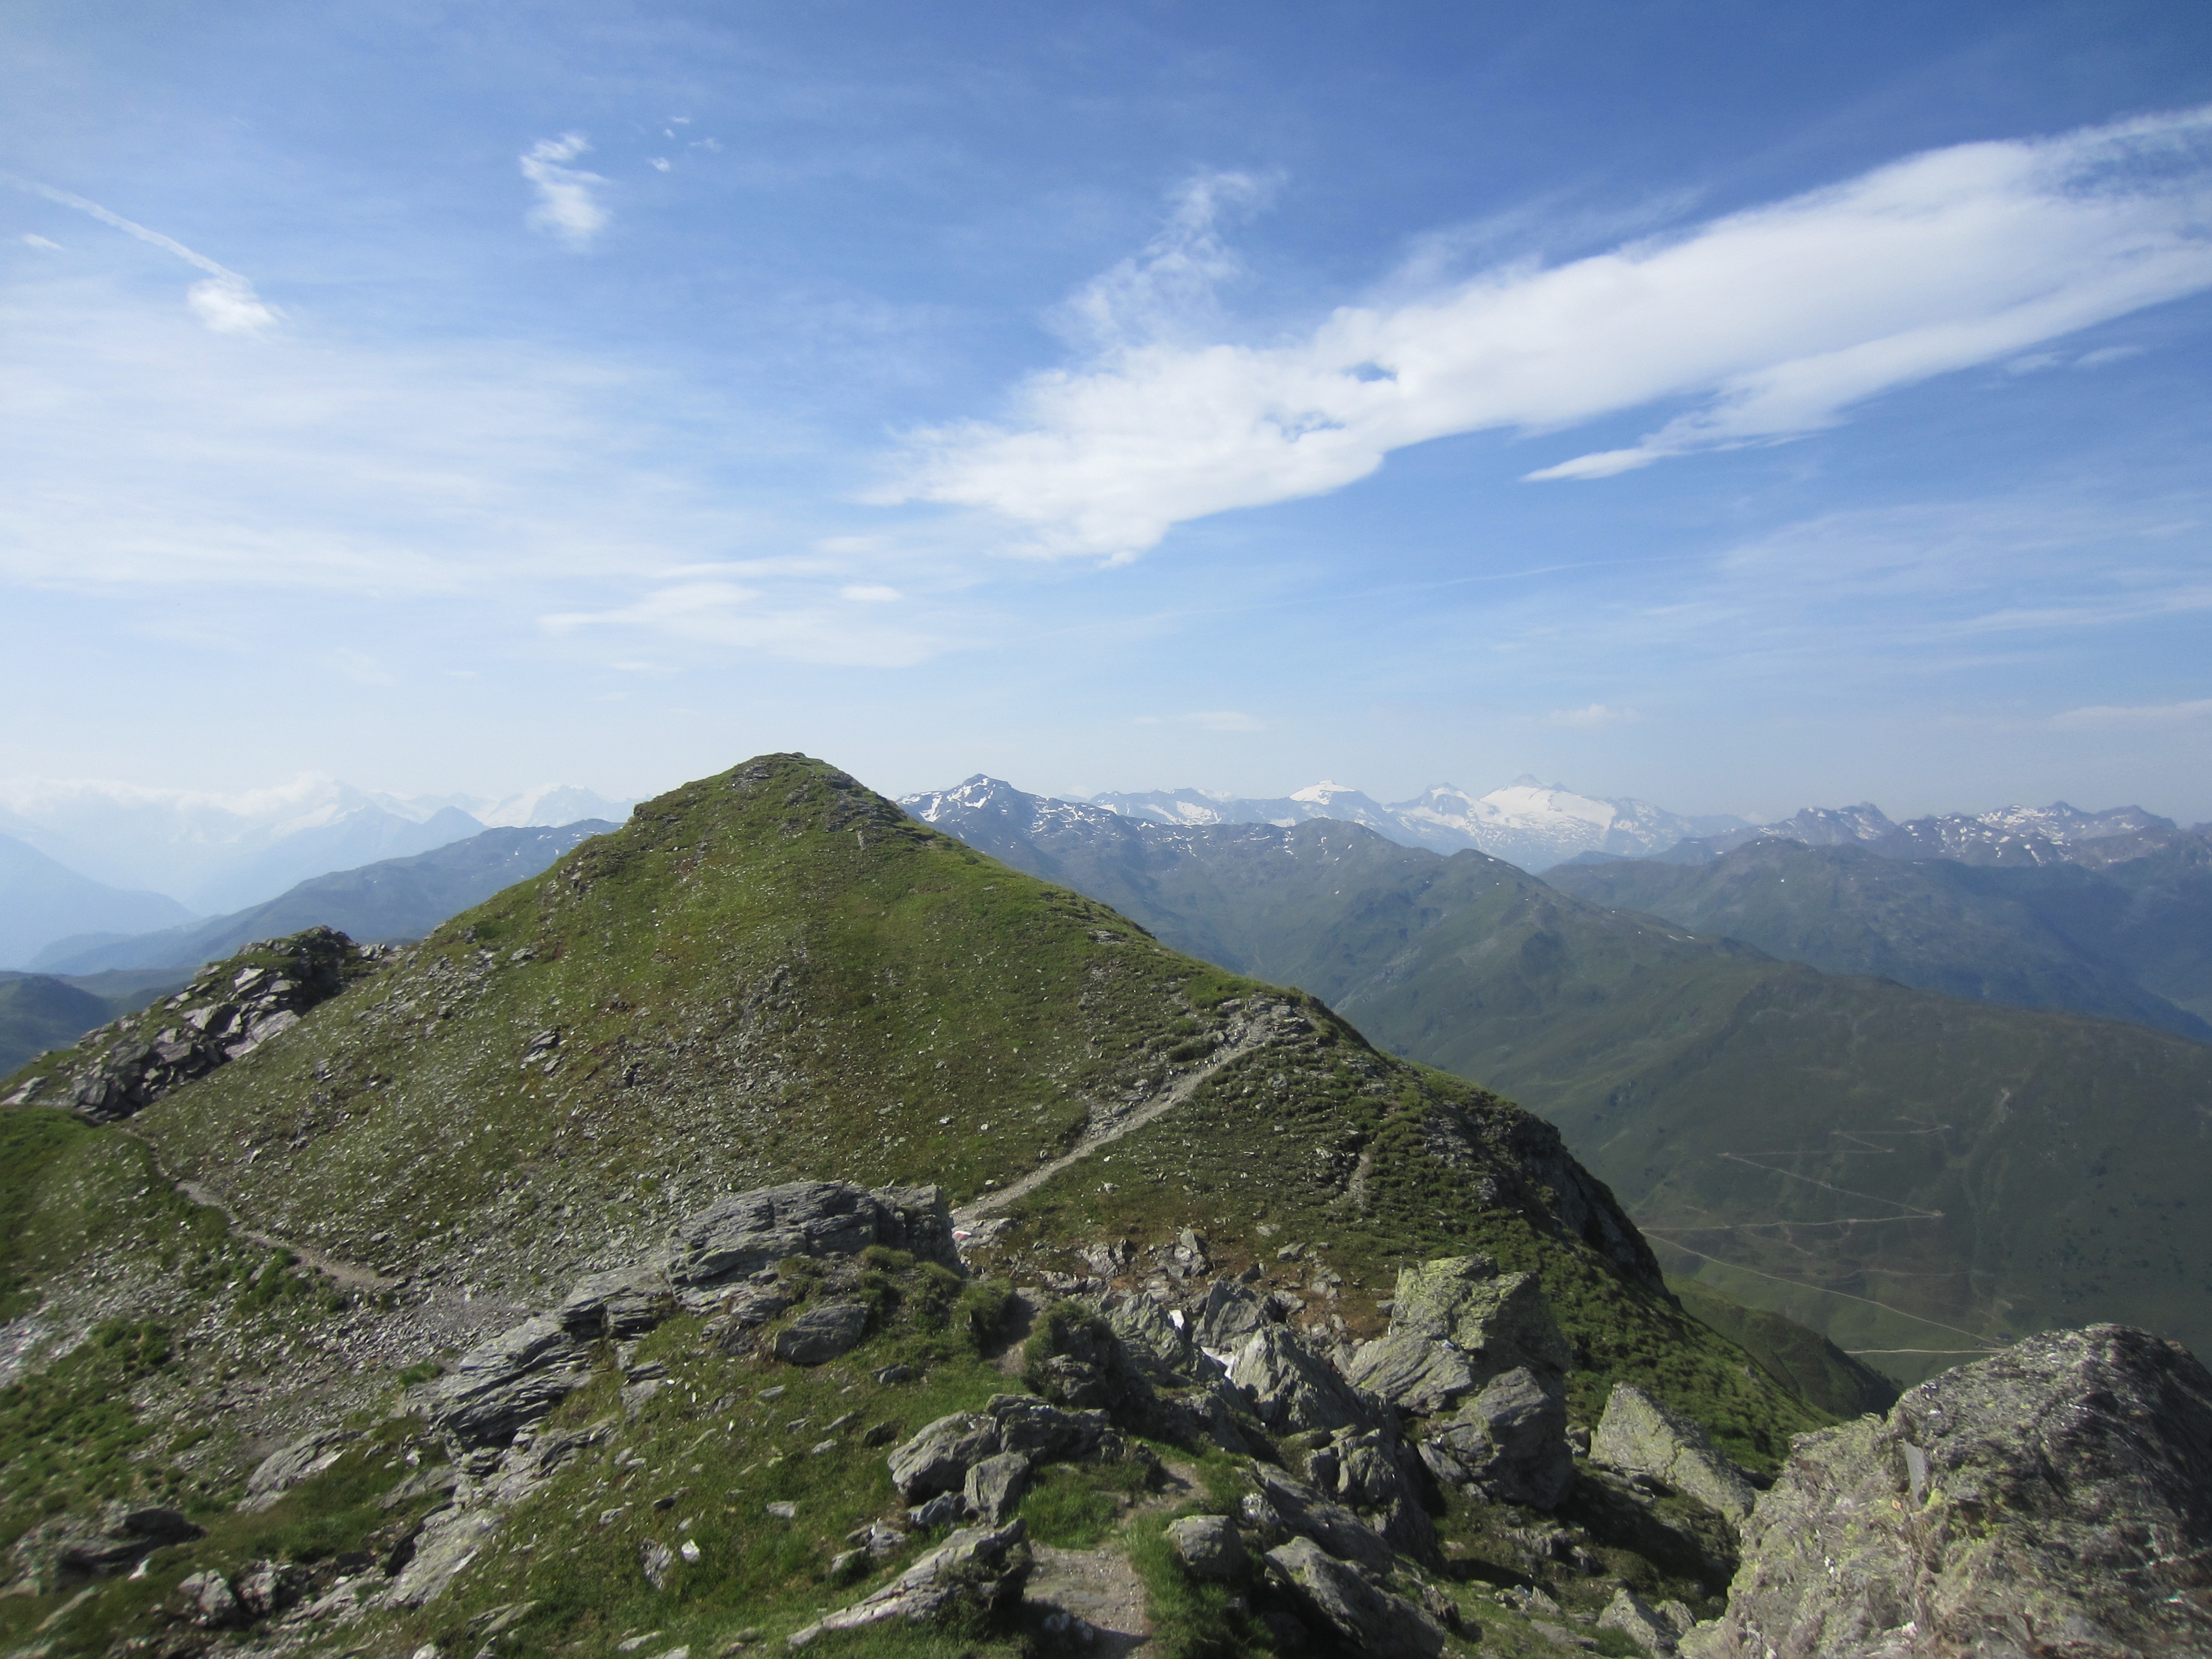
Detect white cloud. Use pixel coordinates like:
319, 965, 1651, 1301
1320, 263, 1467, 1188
1134, 709, 1265, 732
2075, 345, 2145, 368
542, 581, 941, 667
649, 157, 672, 173
841, 583, 902, 602
1055, 171, 1269, 348
20, 232, 60, 251
2052, 697, 2212, 729
520, 133, 609, 246
1545, 703, 1642, 727
3, 175, 280, 333
186, 273, 281, 335
895, 106, 2212, 560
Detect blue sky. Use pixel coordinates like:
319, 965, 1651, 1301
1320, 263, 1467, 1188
5, 1, 2212, 823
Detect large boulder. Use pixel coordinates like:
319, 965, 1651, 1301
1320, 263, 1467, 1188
1307, 1427, 1437, 1563
1428, 1365, 1575, 1510
1245, 1467, 1396, 1575
1344, 1331, 1481, 1416
1166, 1515, 1247, 1582
771, 1300, 871, 1365
787, 1519, 1031, 1647
425, 1315, 591, 1448
558, 1264, 674, 1339
888, 1412, 1004, 1500
963, 1452, 1031, 1524
1389, 1258, 1571, 1377
239, 1428, 360, 1511
1682, 1326, 2212, 1659
1194, 1277, 1278, 1355
985, 1394, 1111, 1462
1230, 1325, 1389, 1437
1264, 1537, 1448, 1658
1593, 1383, 1756, 1526
668, 1180, 956, 1287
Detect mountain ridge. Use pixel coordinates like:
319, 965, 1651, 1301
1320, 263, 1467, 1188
904, 775, 2212, 1385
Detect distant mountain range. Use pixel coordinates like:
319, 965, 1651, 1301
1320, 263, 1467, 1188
1659, 799, 2181, 867
1549, 834, 2212, 1034
905, 775, 2212, 1384
33, 820, 618, 975
0, 775, 634, 917
0, 832, 197, 969
1080, 775, 1750, 870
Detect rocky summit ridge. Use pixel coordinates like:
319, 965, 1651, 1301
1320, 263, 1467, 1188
0, 753, 2204, 1656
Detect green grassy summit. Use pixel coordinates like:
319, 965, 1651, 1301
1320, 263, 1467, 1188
0, 754, 1843, 1656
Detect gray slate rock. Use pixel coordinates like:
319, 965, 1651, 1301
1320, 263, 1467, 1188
1264, 1536, 1447, 1658
771, 1300, 870, 1365
787, 1519, 1031, 1648
1682, 1325, 2212, 1659
888, 1412, 1003, 1500
1431, 1365, 1575, 1511
1248, 1467, 1396, 1575
1194, 1277, 1277, 1354
1600, 1587, 1687, 1653
1165, 1515, 1247, 1582
963, 1452, 1031, 1524
1389, 1257, 1571, 1376
1344, 1329, 1481, 1416
1230, 1324, 1389, 1437
559, 1265, 674, 1339
240, 1428, 360, 1511
668, 1181, 954, 1287
176, 1571, 241, 1629
1593, 1383, 1756, 1525
425, 1314, 591, 1448
985, 1393, 1111, 1461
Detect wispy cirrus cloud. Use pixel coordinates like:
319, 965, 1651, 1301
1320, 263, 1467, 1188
895, 107, 2212, 561
2053, 697, 2212, 729
1545, 703, 1642, 728
1134, 709, 1265, 732
2, 174, 280, 333
520, 133, 610, 246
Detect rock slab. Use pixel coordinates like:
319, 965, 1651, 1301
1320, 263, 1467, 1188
1682, 1325, 2212, 1659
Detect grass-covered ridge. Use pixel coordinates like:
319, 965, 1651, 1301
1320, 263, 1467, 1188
57, 754, 1817, 1457
0, 753, 1846, 1655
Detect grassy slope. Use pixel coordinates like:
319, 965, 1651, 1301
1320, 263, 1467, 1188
1544, 838, 2208, 1039
3, 755, 1820, 1460
0, 755, 1837, 1655
0, 975, 110, 1077
925, 808, 2212, 1386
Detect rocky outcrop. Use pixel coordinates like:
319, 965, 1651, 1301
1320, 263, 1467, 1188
1264, 1536, 1449, 1658
426, 1315, 592, 1449
1377, 1255, 1572, 1378
669, 1180, 956, 1286
1243, 1467, 1398, 1576
1166, 1514, 1247, 1580
2, 1505, 202, 1594
770, 1300, 870, 1364
240, 1427, 362, 1511
787, 1519, 1031, 1648
888, 1394, 1123, 1515
1425, 1365, 1575, 1510
1593, 1383, 1757, 1525
1337, 1256, 1578, 1512
1601, 1587, 1695, 1654
1231, 1324, 1388, 1437
1683, 1326, 2212, 1658
7, 927, 388, 1120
